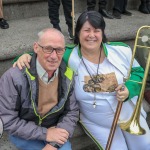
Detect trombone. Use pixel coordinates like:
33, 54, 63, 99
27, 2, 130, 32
106, 25, 150, 150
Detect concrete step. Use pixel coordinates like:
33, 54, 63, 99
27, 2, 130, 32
3, 0, 141, 20
0, 10, 150, 76
3, 0, 86, 20
0, 10, 150, 150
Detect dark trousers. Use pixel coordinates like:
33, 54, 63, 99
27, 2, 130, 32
48, 0, 72, 28
141, 0, 149, 3
113, 0, 128, 13
87, 0, 107, 10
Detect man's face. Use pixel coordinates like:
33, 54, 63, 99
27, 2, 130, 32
34, 30, 65, 73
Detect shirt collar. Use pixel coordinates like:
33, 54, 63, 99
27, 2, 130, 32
36, 59, 59, 84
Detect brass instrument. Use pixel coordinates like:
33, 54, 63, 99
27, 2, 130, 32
120, 25, 150, 134
106, 25, 150, 150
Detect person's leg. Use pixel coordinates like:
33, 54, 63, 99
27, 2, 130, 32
0, 0, 3, 18
87, 0, 96, 11
147, 0, 150, 12
98, 0, 107, 10
9, 135, 45, 150
61, 0, 73, 39
98, 0, 113, 19
113, 0, 124, 19
122, 0, 132, 16
48, 0, 61, 31
139, 0, 150, 14
0, 0, 9, 29
113, 0, 124, 13
59, 140, 72, 150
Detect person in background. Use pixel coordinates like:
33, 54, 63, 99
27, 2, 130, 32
87, 0, 113, 19
13, 11, 150, 149
138, 0, 150, 14
48, 0, 74, 39
0, 0, 9, 29
113, 0, 132, 19
0, 28, 79, 150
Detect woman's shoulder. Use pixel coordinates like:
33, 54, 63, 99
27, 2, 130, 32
105, 42, 131, 54
63, 44, 77, 65
105, 41, 130, 48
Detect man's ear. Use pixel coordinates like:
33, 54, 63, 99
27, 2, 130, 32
33, 42, 38, 53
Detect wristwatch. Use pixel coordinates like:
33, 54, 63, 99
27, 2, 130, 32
47, 142, 60, 148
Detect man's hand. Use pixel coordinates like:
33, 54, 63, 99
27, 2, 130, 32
115, 84, 129, 102
42, 144, 57, 150
13, 54, 31, 69
46, 127, 69, 145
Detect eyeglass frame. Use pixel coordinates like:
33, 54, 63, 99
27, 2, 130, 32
36, 43, 65, 55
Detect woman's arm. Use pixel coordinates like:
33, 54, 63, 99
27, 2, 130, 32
13, 53, 32, 69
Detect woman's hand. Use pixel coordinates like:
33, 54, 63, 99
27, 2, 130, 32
115, 84, 129, 102
13, 54, 31, 70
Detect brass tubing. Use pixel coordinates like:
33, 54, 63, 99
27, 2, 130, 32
105, 25, 150, 150
119, 51, 150, 135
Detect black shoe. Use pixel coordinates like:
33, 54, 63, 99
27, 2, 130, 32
68, 28, 74, 40
99, 9, 113, 19
147, 3, 150, 13
0, 18, 9, 29
113, 10, 121, 19
122, 10, 132, 16
53, 24, 61, 31
138, 4, 149, 14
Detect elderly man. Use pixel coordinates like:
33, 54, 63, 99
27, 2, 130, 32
0, 28, 79, 150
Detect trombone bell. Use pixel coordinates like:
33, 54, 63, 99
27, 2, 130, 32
120, 118, 146, 135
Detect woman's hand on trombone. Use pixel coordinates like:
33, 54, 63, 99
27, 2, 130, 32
115, 84, 129, 102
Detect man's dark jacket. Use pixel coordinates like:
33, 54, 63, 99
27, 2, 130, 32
0, 53, 79, 141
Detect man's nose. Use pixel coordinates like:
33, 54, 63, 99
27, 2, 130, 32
50, 50, 58, 59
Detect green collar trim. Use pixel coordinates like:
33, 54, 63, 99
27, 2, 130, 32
102, 42, 108, 57
77, 45, 82, 58
65, 67, 73, 80
25, 68, 35, 81
106, 41, 129, 47
79, 120, 104, 150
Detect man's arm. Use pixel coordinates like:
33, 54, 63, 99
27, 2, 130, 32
56, 87, 79, 137
0, 68, 47, 141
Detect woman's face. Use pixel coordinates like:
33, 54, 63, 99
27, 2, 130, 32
79, 21, 103, 52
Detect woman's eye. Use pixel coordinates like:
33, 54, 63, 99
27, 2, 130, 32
95, 30, 101, 32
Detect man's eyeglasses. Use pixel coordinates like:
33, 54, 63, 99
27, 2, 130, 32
37, 43, 65, 55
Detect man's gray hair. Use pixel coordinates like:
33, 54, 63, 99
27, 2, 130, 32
37, 28, 65, 42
